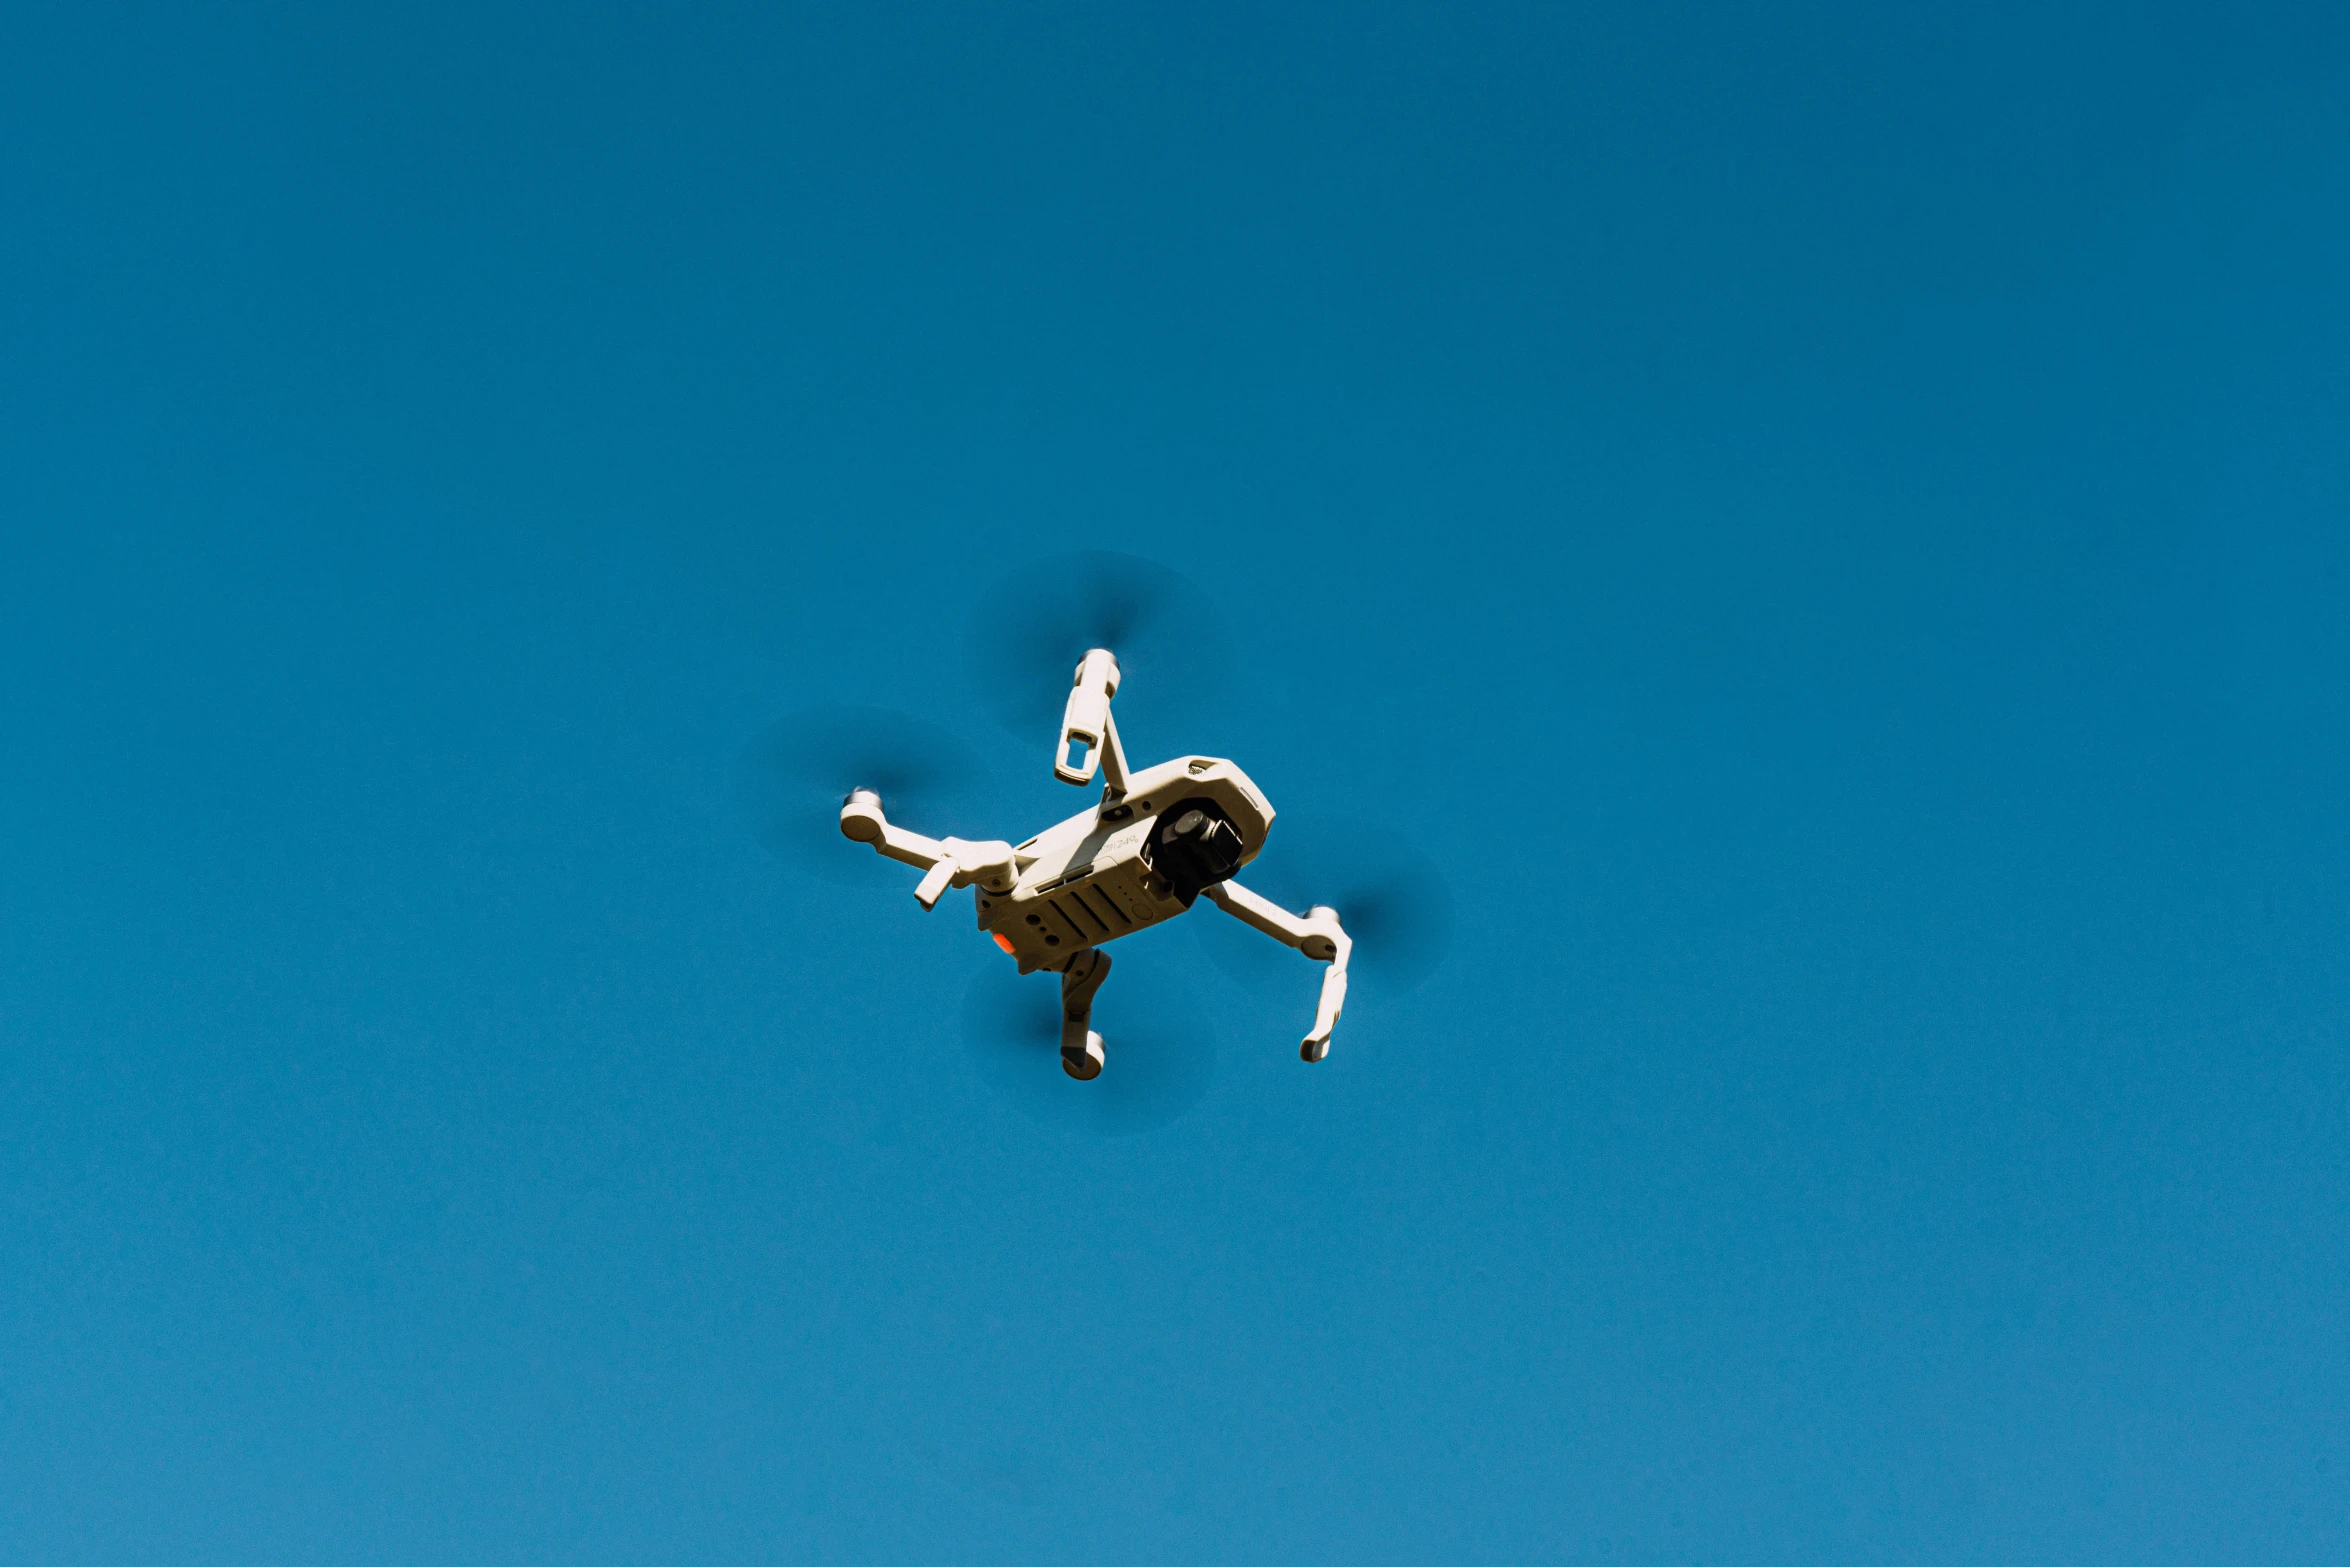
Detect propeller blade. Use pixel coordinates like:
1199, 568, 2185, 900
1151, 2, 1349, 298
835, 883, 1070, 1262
1195, 815, 1455, 998
962, 550, 1238, 746
731, 705, 988, 888
960, 959, 1218, 1136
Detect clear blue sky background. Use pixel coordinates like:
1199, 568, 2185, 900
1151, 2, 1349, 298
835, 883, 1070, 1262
4, 3, 2347, 1562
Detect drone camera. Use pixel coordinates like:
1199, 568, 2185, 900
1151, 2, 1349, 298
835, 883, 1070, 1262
1144, 796, 1247, 905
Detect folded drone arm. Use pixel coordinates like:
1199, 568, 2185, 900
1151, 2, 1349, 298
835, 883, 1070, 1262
839, 791, 1018, 910
1054, 648, 1132, 795
1201, 879, 1352, 1063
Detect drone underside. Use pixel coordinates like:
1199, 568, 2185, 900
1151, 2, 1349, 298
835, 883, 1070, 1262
840, 647, 1352, 1079
977, 753, 1267, 972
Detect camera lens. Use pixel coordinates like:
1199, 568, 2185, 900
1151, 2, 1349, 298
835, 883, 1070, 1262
1143, 797, 1245, 905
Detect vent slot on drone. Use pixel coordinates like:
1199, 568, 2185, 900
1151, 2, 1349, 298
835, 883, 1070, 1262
1062, 893, 1111, 938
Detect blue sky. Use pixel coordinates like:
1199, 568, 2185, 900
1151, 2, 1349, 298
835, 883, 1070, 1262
3, 2, 2347, 1562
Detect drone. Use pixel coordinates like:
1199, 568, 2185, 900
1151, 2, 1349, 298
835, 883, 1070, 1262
838, 647, 1351, 1081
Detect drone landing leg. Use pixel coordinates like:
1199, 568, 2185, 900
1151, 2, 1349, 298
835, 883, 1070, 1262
1200, 880, 1352, 1063
1059, 948, 1110, 1081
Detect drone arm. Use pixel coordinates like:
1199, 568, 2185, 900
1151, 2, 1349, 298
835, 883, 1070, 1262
913, 838, 1020, 908
1096, 707, 1132, 797
840, 791, 1015, 910
1201, 878, 1307, 942
1054, 648, 1131, 792
1201, 880, 1353, 1063
841, 791, 948, 866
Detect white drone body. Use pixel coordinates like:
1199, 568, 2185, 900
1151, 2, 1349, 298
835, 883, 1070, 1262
839, 648, 1351, 1080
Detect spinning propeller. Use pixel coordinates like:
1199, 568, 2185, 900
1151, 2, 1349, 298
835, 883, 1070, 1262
963, 549, 1237, 744
731, 705, 988, 888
